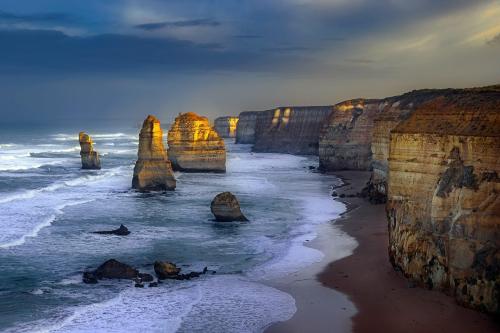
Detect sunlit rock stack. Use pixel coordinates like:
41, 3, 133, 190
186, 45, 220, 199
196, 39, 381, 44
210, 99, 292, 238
214, 116, 239, 138
132, 115, 176, 191
386, 87, 500, 314
318, 99, 382, 171
235, 111, 259, 144
78, 132, 101, 169
167, 112, 226, 172
252, 106, 332, 155
211, 192, 248, 222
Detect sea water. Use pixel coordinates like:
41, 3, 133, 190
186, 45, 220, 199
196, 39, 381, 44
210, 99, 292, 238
0, 129, 351, 333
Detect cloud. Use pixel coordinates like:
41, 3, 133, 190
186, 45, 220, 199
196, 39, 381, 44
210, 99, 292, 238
487, 33, 500, 45
0, 10, 74, 24
134, 18, 220, 31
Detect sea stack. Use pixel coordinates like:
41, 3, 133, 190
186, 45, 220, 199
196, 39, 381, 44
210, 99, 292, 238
167, 112, 226, 172
386, 87, 500, 314
211, 192, 248, 222
79, 132, 101, 169
132, 115, 176, 191
214, 116, 239, 138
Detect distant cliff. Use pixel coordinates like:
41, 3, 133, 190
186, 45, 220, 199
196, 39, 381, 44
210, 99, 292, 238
319, 99, 381, 171
235, 111, 259, 144
386, 87, 500, 314
252, 106, 332, 155
214, 116, 239, 138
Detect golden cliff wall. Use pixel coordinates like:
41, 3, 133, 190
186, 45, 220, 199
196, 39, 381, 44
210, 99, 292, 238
319, 99, 382, 171
386, 89, 500, 314
252, 106, 332, 155
167, 112, 226, 172
214, 116, 239, 138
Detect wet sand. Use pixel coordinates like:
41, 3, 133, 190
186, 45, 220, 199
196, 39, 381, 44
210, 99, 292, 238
267, 170, 499, 333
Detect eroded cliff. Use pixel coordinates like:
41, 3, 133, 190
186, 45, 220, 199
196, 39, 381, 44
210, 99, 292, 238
319, 99, 381, 170
235, 111, 258, 144
167, 112, 226, 172
386, 89, 500, 314
79, 132, 101, 170
252, 106, 332, 155
214, 116, 239, 138
132, 115, 176, 191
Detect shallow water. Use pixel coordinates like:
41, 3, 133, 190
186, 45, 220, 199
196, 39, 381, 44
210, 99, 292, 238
0, 130, 350, 333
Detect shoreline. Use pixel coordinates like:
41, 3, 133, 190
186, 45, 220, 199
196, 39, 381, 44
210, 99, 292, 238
267, 170, 499, 333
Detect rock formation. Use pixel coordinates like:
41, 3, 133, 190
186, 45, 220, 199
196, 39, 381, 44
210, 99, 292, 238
82, 259, 152, 284
79, 132, 101, 169
214, 116, 239, 138
211, 192, 248, 222
319, 99, 382, 171
132, 115, 176, 191
252, 106, 332, 155
235, 111, 259, 144
167, 112, 226, 172
386, 87, 500, 314
154, 261, 181, 279
93, 224, 130, 236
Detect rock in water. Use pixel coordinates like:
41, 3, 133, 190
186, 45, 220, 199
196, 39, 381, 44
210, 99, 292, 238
93, 224, 130, 236
79, 132, 101, 169
210, 192, 248, 222
214, 116, 239, 138
132, 115, 176, 191
93, 259, 139, 280
154, 261, 181, 279
167, 112, 226, 172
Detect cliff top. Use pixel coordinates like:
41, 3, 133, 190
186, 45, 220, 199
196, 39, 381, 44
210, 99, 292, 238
393, 89, 500, 137
177, 112, 208, 122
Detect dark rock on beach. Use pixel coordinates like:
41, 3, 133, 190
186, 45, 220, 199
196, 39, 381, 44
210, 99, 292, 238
154, 261, 181, 279
210, 192, 248, 222
93, 224, 130, 236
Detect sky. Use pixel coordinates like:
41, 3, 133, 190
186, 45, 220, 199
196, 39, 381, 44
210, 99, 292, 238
0, 0, 499, 127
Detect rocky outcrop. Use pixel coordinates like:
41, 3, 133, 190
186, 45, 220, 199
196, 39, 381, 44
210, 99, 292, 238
211, 192, 248, 222
132, 115, 176, 191
235, 111, 259, 144
93, 224, 130, 236
154, 261, 210, 280
82, 259, 152, 284
253, 106, 332, 155
214, 116, 239, 138
386, 87, 500, 314
319, 99, 382, 171
167, 112, 226, 172
79, 132, 101, 169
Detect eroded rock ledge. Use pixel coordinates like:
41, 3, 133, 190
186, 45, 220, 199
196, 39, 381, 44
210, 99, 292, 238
132, 115, 176, 191
167, 112, 226, 172
386, 88, 500, 314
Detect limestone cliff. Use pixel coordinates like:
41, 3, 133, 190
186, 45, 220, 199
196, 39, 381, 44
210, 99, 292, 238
132, 115, 176, 191
79, 132, 101, 170
319, 99, 382, 171
235, 111, 259, 144
252, 106, 332, 155
214, 116, 239, 138
386, 88, 500, 314
167, 112, 226, 172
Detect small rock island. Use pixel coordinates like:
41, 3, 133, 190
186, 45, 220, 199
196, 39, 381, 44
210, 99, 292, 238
78, 132, 101, 169
167, 112, 226, 172
211, 192, 248, 222
132, 115, 176, 191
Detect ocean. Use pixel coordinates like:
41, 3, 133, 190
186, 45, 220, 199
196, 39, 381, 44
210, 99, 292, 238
0, 129, 351, 332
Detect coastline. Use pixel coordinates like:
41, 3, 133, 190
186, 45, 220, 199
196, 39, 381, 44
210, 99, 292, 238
267, 170, 499, 333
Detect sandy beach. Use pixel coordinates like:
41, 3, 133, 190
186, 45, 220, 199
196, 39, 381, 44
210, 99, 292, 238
267, 171, 499, 333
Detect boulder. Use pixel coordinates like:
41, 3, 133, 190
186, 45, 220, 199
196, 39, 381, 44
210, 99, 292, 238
154, 261, 181, 279
132, 115, 176, 191
210, 192, 248, 222
93, 224, 130, 236
93, 259, 139, 280
79, 132, 101, 169
167, 112, 226, 172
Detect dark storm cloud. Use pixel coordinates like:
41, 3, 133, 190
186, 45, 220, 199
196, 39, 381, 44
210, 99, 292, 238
0, 10, 74, 24
135, 18, 221, 31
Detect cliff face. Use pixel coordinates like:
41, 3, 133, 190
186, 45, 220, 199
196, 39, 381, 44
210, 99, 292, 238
252, 106, 332, 155
319, 99, 382, 171
386, 89, 500, 314
214, 116, 239, 138
79, 132, 101, 169
132, 115, 176, 191
167, 112, 226, 172
235, 111, 258, 144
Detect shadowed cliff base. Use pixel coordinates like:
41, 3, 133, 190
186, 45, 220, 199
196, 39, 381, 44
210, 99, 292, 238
317, 171, 499, 333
